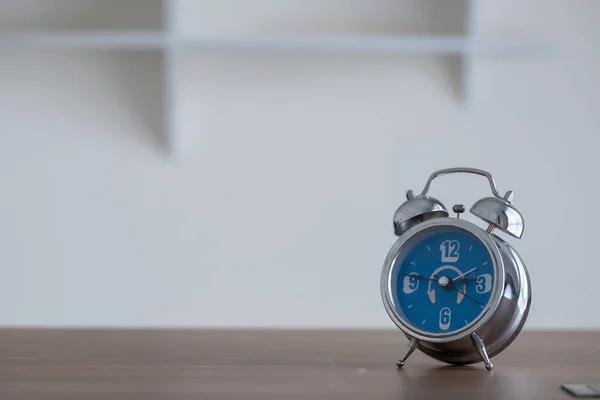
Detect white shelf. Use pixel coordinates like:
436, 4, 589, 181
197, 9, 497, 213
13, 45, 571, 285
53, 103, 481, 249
0, 31, 165, 49
0, 0, 554, 158
0, 32, 552, 55
180, 35, 468, 54
180, 35, 553, 57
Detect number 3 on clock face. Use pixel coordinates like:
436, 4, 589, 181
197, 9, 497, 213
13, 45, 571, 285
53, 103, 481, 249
476, 274, 492, 294
440, 240, 459, 262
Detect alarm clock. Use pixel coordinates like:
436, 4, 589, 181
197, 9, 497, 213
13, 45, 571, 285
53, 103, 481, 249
380, 167, 531, 371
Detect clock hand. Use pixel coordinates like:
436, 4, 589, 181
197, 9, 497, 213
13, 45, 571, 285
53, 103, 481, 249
400, 273, 437, 282
453, 267, 478, 281
450, 283, 484, 308
432, 274, 472, 281
432, 274, 483, 307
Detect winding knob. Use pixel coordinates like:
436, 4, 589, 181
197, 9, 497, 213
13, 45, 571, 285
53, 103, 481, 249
453, 204, 465, 218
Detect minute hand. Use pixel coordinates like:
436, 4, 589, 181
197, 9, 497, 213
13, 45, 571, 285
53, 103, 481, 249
453, 267, 478, 281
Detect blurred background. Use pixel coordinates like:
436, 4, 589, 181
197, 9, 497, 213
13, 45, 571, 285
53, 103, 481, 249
0, 0, 597, 329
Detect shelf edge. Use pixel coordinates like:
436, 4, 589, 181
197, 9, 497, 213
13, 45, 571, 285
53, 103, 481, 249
0, 32, 166, 49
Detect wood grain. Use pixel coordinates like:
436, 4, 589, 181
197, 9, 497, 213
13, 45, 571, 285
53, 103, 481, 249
0, 329, 597, 399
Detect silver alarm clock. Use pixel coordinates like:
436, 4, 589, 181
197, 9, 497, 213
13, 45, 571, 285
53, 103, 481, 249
380, 167, 531, 370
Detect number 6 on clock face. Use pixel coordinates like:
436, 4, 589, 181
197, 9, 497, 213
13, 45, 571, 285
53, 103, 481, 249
439, 307, 451, 331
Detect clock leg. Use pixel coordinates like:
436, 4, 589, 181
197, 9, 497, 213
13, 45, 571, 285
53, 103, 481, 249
397, 337, 419, 368
471, 333, 493, 371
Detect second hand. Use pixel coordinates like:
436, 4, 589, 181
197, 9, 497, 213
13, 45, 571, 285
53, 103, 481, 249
451, 283, 484, 308
432, 274, 484, 308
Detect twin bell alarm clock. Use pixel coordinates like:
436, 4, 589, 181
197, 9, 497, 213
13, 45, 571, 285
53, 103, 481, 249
380, 167, 531, 370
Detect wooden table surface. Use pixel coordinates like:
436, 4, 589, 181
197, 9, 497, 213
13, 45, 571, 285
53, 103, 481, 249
0, 329, 597, 399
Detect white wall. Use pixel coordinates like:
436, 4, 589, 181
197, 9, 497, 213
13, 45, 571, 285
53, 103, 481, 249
0, 0, 598, 329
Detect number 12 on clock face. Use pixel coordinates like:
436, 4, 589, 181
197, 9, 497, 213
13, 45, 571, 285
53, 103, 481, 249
440, 239, 459, 262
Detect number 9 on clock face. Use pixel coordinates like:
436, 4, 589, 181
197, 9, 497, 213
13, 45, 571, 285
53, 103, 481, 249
390, 226, 496, 335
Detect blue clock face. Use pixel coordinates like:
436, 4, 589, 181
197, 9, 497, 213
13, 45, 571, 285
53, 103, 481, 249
391, 226, 496, 335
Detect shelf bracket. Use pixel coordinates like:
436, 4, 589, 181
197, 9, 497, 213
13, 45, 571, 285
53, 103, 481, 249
163, 0, 178, 158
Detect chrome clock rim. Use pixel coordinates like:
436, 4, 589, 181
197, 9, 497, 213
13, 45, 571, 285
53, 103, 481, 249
380, 217, 506, 343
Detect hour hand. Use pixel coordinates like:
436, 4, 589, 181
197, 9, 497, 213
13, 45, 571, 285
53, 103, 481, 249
401, 273, 437, 282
